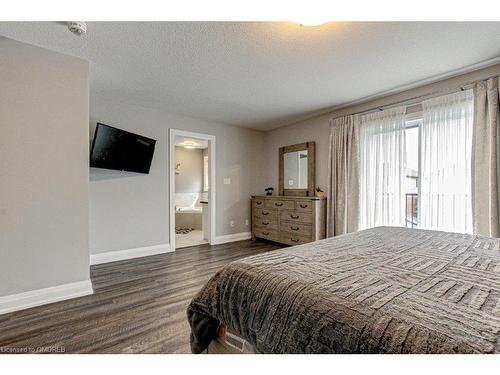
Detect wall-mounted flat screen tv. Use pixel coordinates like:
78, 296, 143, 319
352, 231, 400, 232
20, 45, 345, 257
90, 123, 156, 174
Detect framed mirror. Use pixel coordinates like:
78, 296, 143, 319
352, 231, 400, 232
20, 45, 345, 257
279, 142, 315, 196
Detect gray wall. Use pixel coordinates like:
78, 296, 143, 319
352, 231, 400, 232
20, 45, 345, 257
175, 147, 203, 193
263, 63, 500, 193
89, 96, 265, 254
0, 37, 90, 296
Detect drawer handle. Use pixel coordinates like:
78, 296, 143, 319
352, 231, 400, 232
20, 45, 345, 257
290, 226, 299, 231
290, 214, 300, 219
275, 202, 283, 207
262, 221, 270, 226
263, 231, 270, 235
256, 201, 263, 205
262, 211, 269, 216
299, 204, 308, 208
291, 238, 300, 242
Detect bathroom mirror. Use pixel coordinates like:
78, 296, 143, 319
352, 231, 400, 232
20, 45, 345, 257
279, 142, 315, 196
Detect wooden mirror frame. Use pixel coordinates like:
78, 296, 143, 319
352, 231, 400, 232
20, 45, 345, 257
279, 141, 315, 196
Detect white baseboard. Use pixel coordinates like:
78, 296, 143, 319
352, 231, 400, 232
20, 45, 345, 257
90, 243, 172, 265
0, 279, 93, 316
213, 232, 252, 245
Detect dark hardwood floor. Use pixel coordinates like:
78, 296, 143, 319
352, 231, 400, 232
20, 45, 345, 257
0, 240, 281, 353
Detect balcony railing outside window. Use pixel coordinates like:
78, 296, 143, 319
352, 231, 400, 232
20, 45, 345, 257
405, 193, 418, 228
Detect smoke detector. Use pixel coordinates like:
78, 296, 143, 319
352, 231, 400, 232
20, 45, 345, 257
67, 21, 87, 36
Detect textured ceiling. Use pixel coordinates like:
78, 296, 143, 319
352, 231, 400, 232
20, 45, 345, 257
1, 22, 500, 130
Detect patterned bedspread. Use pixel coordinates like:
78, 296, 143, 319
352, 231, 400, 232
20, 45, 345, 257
187, 227, 500, 353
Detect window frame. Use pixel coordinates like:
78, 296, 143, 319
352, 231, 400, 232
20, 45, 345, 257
203, 154, 209, 192
404, 116, 423, 229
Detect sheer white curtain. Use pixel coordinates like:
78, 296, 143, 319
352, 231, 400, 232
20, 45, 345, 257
420, 90, 474, 233
359, 106, 407, 229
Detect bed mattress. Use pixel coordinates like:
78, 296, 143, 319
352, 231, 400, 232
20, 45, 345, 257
187, 227, 500, 354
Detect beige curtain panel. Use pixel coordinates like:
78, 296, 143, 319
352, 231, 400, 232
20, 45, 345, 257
472, 76, 500, 237
327, 115, 359, 237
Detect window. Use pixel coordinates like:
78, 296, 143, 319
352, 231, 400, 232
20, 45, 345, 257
203, 155, 209, 192
404, 119, 420, 229
359, 90, 473, 233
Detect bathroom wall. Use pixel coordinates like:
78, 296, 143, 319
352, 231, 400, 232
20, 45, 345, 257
175, 146, 203, 194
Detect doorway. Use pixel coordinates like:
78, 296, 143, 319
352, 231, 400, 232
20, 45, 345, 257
169, 129, 215, 250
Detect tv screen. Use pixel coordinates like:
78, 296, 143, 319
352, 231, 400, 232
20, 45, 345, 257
90, 123, 156, 174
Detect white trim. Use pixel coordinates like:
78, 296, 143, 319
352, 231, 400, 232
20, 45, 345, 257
169, 129, 216, 251
213, 232, 252, 245
90, 243, 172, 265
0, 280, 93, 316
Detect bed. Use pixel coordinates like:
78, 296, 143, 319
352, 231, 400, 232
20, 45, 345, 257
187, 226, 500, 354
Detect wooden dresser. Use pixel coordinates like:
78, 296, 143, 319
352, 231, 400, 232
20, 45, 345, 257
251, 195, 326, 246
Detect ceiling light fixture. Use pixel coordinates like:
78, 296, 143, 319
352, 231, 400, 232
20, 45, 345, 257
67, 21, 87, 36
182, 141, 198, 149
297, 18, 329, 27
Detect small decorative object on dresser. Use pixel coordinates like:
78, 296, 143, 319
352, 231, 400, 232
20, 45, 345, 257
251, 195, 326, 245
315, 187, 325, 198
264, 187, 274, 196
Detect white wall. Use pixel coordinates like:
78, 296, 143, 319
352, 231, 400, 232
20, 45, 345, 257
0, 37, 90, 296
89, 96, 265, 255
175, 146, 203, 193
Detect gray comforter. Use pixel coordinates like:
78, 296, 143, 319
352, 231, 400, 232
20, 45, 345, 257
187, 227, 500, 353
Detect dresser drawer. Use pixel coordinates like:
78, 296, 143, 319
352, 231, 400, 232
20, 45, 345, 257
295, 200, 314, 212
254, 217, 278, 231
253, 207, 278, 220
280, 210, 313, 224
254, 228, 279, 242
252, 198, 266, 209
280, 221, 312, 237
280, 233, 310, 246
265, 199, 295, 210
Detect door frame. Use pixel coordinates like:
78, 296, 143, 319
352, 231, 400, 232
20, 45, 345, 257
169, 129, 216, 250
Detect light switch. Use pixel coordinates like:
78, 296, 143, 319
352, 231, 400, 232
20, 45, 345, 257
224, 178, 231, 185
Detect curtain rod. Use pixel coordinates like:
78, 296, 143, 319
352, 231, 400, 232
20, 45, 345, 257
330, 74, 498, 122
